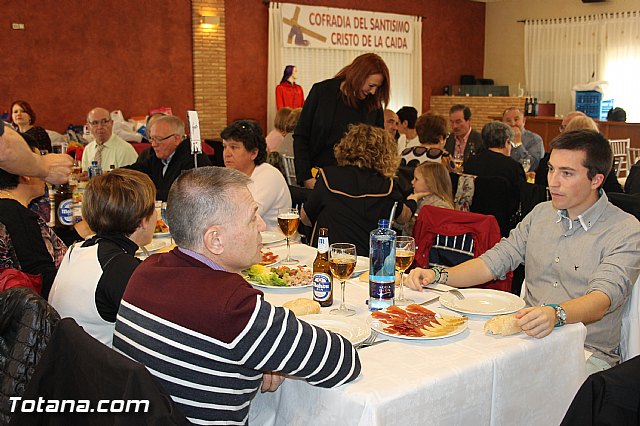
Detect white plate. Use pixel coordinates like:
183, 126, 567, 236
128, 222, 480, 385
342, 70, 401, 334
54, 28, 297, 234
354, 256, 369, 275
261, 231, 286, 245
439, 289, 526, 316
302, 314, 371, 345
153, 232, 171, 238
371, 306, 468, 340
136, 239, 171, 256
243, 265, 313, 291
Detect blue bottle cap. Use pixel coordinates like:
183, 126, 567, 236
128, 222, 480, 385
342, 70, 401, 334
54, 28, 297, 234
378, 219, 390, 228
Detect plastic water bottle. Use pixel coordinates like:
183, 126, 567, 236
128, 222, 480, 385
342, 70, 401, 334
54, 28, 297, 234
369, 219, 396, 311
88, 160, 102, 179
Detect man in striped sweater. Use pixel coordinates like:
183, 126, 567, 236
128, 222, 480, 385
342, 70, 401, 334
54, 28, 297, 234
113, 166, 361, 425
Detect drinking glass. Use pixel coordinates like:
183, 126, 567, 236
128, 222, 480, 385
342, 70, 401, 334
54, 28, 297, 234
453, 152, 464, 173
160, 201, 173, 244
395, 236, 415, 306
329, 243, 357, 316
277, 208, 300, 265
520, 158, 531, 173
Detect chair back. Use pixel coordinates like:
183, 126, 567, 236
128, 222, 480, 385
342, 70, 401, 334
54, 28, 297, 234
621, 276, 640, 362
609, 138, 631, 177
0, 287, 60, 425
9, 318, 189, 425
282, 155, 297, 186
412, 205, 512, 292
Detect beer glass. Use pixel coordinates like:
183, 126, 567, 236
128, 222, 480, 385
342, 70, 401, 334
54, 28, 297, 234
395, 236, 415, 306
329, 243, 357, 317
453, 152, 464, 173
520, 158, 531, 173
277, 208, 300, 265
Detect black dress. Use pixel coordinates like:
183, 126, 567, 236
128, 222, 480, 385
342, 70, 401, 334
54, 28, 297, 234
304, 166, 405, 257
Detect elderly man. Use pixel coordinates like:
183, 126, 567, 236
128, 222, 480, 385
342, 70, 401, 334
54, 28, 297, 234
384, 108, 399, 139
0, 123, 71, 184
408, 129, 640, 375
81, 107, 137, 171
114, 167, 361, 425
444, 104, 483, 162
502, 107, 545, 172
396, 106, 420, 153
126, 115, 210, 201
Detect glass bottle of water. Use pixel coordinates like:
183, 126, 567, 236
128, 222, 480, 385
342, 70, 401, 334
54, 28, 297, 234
88, 160, 102, 179
369, 219, 396, 311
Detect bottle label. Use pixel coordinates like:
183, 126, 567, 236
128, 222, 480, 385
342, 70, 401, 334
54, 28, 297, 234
369, 278, 395, 300
57, 199, 74, 226
317, 236, 329, 253
313, 273, 332, 301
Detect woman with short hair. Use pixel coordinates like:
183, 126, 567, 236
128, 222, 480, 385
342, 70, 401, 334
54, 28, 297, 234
48, 169, 156, 347
301, 124, 413, 256
221, 119, 292, 231
10, 100, 52, 153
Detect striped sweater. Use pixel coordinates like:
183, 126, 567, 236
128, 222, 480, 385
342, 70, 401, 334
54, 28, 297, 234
113, 249, 361, 425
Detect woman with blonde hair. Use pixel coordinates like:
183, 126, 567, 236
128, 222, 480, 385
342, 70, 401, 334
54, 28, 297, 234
404, 162, 455, 236
301, 124, 414, 256
266, 107, 292, 153
564, 115, 599, 132
294, 53, 390, 189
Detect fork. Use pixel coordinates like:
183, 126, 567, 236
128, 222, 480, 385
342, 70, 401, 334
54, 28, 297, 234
355, 330, 379, 350
421, 286, 465, 300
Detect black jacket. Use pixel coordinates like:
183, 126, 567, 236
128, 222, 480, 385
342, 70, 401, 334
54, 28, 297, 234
1, 288, 60, 425
444, 129, 484, 163
9, 318, 189, 426
126, 138, 211, 201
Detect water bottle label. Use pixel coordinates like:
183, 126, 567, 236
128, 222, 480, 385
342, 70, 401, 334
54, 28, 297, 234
369, 278, 395, 300
57, 199, 74, 226
313, 273, 332, 301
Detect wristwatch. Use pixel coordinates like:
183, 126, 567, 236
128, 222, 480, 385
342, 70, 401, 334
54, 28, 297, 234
545, 304, 567, 327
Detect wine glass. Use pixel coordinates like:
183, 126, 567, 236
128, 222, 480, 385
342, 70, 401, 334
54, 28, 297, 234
277, 208, 300, 265
395, 236, 415, 306
520, 158, 531, 173
453, 152, 464, 173
329, 243, 357, 316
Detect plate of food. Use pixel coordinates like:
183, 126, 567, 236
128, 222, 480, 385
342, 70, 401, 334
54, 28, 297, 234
260, 250, 279, 267
371, 304, 468, 340
261, 230, 286, 245
302, 314, 371, 345
154, 217, 170, 237
136, 239, 172, 256
243, 264, 313, 290
438, 289, 526, 316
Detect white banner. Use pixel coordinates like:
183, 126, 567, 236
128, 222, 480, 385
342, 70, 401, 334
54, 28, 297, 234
280, 3, 414, 53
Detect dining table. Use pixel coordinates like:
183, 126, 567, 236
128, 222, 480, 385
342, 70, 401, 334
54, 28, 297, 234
246, 241, 588, 426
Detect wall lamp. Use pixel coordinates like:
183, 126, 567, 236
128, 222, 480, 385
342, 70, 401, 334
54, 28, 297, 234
200, 15, 220, 29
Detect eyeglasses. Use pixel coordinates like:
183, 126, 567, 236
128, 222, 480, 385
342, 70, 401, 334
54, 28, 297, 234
149, 134, 178, 143
88, 118, 112, 127
401, 146, 447, 159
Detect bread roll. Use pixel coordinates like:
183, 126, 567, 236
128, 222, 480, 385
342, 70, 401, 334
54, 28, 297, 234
283, 298, 321, 316
484, 314, 522, 336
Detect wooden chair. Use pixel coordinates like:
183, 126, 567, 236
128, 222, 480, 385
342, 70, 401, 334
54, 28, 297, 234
609, 139, 631, 177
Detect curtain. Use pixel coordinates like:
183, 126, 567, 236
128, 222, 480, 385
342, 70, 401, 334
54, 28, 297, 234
267, 3, 422, 132
599, 12, 640, 122
525, 12, 640, 120
525, 16, 601, 116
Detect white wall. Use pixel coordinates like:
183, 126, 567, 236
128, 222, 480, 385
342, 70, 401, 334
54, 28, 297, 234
484, 0, 639, 100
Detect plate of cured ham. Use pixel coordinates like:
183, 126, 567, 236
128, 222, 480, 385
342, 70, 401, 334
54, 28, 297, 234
371, 304, 468, 340
260, 250, 279, 267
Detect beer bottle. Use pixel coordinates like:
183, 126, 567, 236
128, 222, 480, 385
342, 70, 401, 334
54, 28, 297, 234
54, 183, 74, 229
313, 228, 333, 307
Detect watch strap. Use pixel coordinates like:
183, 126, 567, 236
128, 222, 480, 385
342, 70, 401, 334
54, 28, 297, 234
545, 303, 566, 327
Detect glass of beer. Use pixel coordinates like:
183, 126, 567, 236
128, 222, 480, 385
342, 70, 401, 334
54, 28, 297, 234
453, 152, 464, 173
329, 243, 357, 316
277, 207, 300, 265
395, 236, 415, 306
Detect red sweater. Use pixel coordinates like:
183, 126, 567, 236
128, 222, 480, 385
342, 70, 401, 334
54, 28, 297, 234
276, 81, 304, 109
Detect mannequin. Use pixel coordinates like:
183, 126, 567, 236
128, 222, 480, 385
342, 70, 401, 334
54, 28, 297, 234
276, 65, 305, 110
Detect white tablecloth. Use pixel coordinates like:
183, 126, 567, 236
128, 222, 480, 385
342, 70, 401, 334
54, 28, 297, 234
249, 243, 588, 426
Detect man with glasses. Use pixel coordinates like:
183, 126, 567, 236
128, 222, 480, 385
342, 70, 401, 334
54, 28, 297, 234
81, 107, 137, 171
126, 115, 210, 201
502, 107, 544, 172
